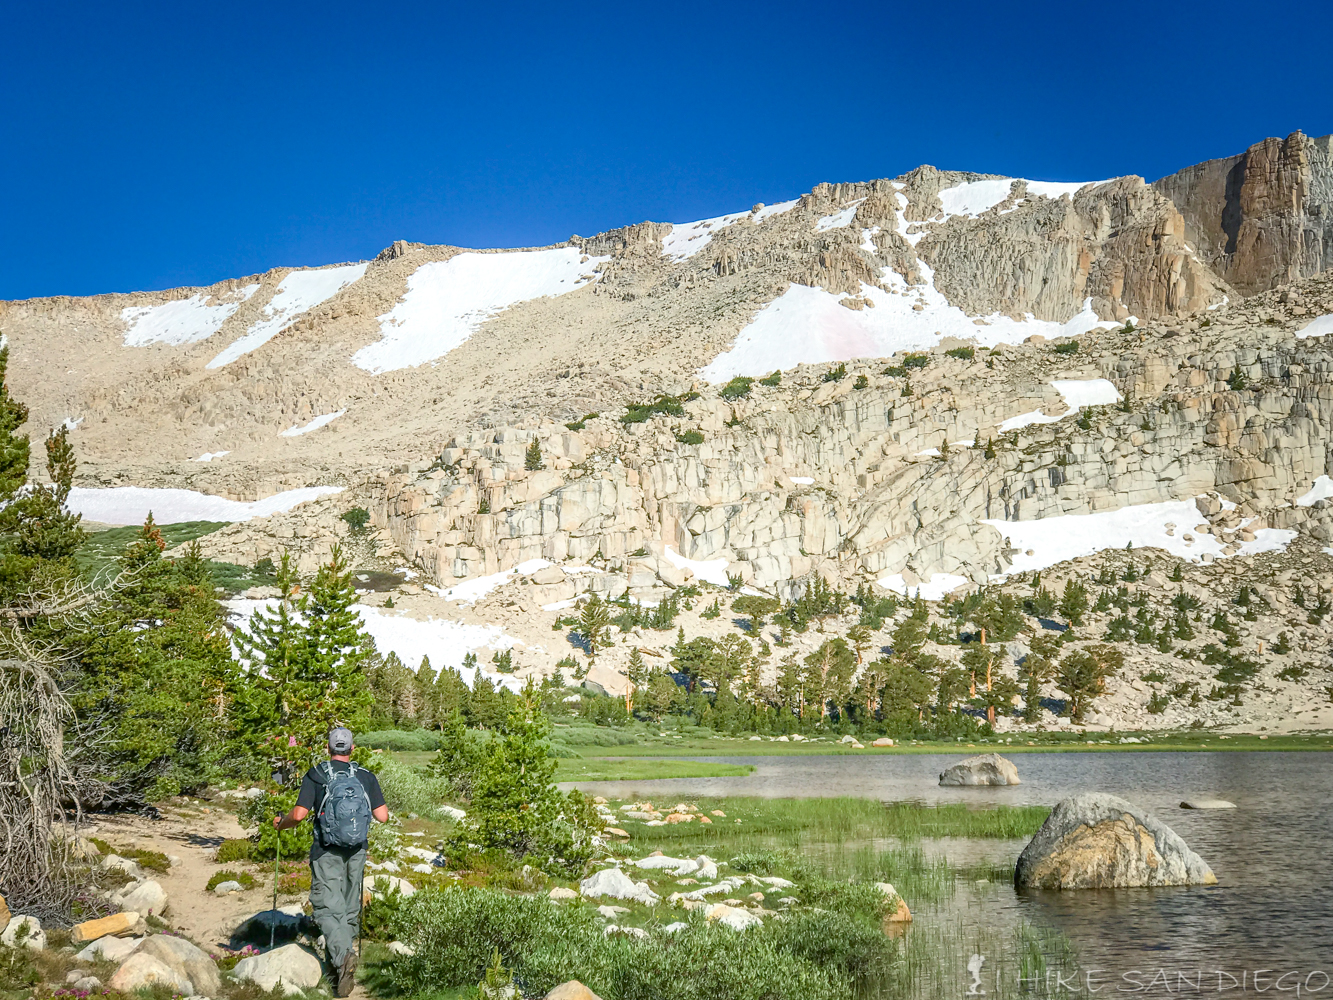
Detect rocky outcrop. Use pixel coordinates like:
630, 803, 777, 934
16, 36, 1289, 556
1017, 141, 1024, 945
1154, 131, 1333, 295
939, 753, 1020, 786
231, 942, 325, 994
1014, 793, 1216, 889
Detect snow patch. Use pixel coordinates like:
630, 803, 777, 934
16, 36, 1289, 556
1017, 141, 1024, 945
814, 200, 864, 232
1296, 476, 1333, 506
62, 416, 84, 431
983, 499, 1296, 575
998, 379, 1121, 431
662, 546, 731, 587
700, 261, 1119, 382
353, 249, 606, 373
936, 180, 1015, 218
208, 264, 367, 368
67, 485, 342, 525
878, 573, 969, 601
752, 199, 798, 223
661, 211, 751, 261
1296, 314, 1333, 339
121, 285, 259, 347
789, 476, 814, 485
280, 409, 346, 437
191, 451, 230, 463
428, 558, 555, 605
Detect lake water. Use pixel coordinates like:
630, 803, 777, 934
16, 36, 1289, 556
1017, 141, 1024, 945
570, 752, 1333, 995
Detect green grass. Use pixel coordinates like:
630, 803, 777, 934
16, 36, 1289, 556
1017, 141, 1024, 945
74, 519, 275, 594
555, 758, 754, 781
610, 797, 1048, 855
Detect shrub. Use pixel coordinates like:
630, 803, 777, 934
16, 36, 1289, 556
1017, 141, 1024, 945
241, 790, 312, 861
945, 346, 975, 360
277, 868, 312, 894
881, 365, 906, 377
385, 889, 863, 1000
215, 839, 254, 864
206, 869, 256, 891
1054, 341, 1080, 355
822, 363, 847, 383
376, 754, 454, 819
852, 374, 869, 390
341, 507, 371, 531
903, 353, 930, 369
621, 395, 685, 424
719, 377, 754, 400
758, 371, 781, 387
565, 412, 599, 431
675, 430, 705, 446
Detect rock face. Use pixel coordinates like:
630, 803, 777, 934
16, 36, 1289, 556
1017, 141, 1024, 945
939, 753, 1021, 786
1014, 793, 1217, 889
231, 943, 325, 994
1154, 131, 1333, 295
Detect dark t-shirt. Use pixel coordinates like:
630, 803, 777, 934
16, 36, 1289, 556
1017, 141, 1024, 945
296, 760, 385, 860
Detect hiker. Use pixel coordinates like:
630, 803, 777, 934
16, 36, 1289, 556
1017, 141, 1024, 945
273, 727, 389, 996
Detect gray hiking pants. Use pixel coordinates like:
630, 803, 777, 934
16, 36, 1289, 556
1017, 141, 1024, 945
309, 847, 366, 968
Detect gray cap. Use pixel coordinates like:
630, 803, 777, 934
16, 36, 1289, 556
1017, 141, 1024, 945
328, 727, 354, 754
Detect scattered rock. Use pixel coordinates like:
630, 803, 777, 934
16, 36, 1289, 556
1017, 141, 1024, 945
0, 895, 8, 927
596, 905, 630, 918
939, 753, 1021, 786
231, 943, 324, 995
1, 916, 44, 950
108, 953, 192, 995
72, 977, 102, 992
76, 933, 144, 962
440, 805, 467, 820
1015, 793, 1217, 889
579, 867, 660, 905
213, 881, 244, 895
1180, 799, 1236, 809
875, 883, 913, 922
872, 738, 894, 747
364, 875, 416, 899
548, 887, 577, 901
704, 903, 763, 930
100, 854, 144, 880
386, 940, 416, 956
114, 879, 168, 916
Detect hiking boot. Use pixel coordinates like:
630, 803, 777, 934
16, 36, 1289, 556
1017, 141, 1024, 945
337, 952, 357, 997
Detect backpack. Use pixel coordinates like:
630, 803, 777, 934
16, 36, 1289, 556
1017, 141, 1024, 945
316, 762, 372, 849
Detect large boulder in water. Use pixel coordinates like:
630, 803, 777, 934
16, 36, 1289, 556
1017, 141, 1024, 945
1015, 793, 1216, 889
939, 753, 1020, 786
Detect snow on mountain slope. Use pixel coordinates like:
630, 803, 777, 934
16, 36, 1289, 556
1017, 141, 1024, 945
661, 211, 752, 261
700, 265, 1118, 382
207, 263, 368, 368
67, 485, 342, 525
998, 378, 1121, 431
351, 248, 608, 373
281, 410, 346, 437
121, 285, 259, 346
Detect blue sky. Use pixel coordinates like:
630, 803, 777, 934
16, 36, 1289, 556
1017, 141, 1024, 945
4, 1, 1329, 299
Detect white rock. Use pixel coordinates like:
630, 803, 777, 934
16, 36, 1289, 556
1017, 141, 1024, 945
213, 881, 244, 895
839, 734, 857, 744
632, 855, 697, 874
411, 863, 434, 874
231, 943, 324, 995
386, 941, 416, 956
100, 854, 144, 880
662, 921, 688, 933
579, 867, 660, 905
705, 904, 763, 930
77, 935, 144, 963
108, 953, 191, 995
72, 977, 102, 992
364, 874, 415, 898
116, 879, 168, 916
758, 876, 795, 889
602, 924, 649, 938
439, 805, 467, 820
1, 915, 45, 950
548, 887, 577, 901
1180, 798, 1236, 809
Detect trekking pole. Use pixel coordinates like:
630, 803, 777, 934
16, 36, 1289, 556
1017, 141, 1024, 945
270, 829, 280, 950
357, 868, 365, 960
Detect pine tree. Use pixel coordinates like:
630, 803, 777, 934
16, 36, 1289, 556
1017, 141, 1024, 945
524, 438, 543, 471
1058, 579, 1089, 625
233, 547, 375, 784
625, 646, 648, 713
412, 657, 436, 728
433, 661, 470, 725
577, 595, 612, 662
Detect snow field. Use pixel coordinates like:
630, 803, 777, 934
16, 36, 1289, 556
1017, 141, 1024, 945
121, 285, 259, 347
426, 558, 555, 604
352, 249, 607, 373
208, 264, 367, 369
67, 485, 342, 525
982, 498, 1296, 577
660, 211, 752, 261
281, 409, 346, 437
191, 451, 230, 462
752, 199, 798, 223
662, 545, 731, 587
814, 200, 864, 232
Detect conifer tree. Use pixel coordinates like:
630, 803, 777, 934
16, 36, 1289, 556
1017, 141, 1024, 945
412, 656, 436, 728
524, 438, 543, 471
624, 646, 648, 713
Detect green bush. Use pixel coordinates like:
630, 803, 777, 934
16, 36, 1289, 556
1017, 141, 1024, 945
719, 377, 754, 400
358, 729, 442, 751
384, 888, 867, 1000
758, 371, 781, 387
852, 374, 869, 390
675, 430, 705, 446
621, 395, 686, 424
341, 507, 371, 531
206, 869, 256, 891
1053, 341, 1080, 355
822, 363, 847, 383
903, 353, 930, 369
944, 346, 975, 360
376, 754, 455, 818
216, 838, 254, 864
241, 789, 312, 861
